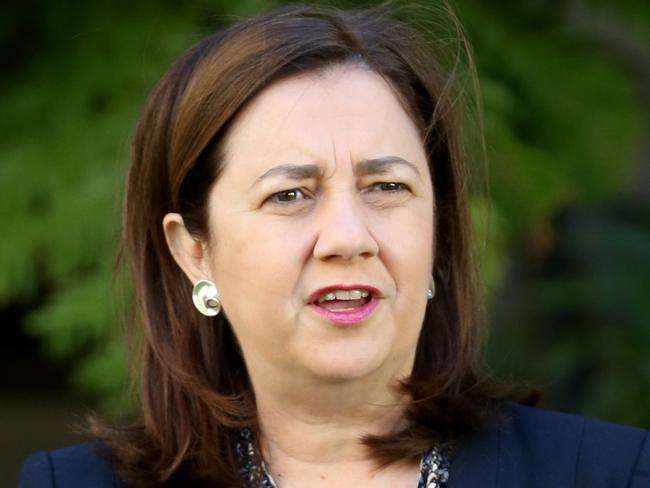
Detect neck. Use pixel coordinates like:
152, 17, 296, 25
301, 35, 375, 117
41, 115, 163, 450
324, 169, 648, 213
253, 380, 417, 487
247, 370, 413, 486
243, 351, 420, 486
250, 357, 412, 462
259, 384, 407, 463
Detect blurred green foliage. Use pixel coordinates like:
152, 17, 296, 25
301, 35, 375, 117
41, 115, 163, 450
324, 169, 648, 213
1, 0, 648, 425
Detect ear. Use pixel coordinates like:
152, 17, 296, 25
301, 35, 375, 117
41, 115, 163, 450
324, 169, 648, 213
163, 213, 210, 285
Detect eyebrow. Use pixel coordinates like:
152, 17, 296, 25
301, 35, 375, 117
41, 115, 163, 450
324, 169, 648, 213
252, 156, 421, 186
253, 163, 323, 186
354, 156, 421, 178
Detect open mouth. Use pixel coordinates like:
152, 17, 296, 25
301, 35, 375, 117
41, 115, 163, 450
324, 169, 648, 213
316, 294, 372, 312
314, 289, 373, 312
308, 286, 381, 326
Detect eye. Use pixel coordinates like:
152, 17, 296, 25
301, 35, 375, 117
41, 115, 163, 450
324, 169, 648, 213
266, 188, 308, 204
369, 182, 408, 193
361, 181, 412, 207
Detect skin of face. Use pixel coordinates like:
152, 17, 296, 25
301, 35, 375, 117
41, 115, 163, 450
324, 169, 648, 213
167, 64, 435, 393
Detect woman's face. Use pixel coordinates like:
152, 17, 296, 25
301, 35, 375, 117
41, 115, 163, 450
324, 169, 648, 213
201, 65, 434, 385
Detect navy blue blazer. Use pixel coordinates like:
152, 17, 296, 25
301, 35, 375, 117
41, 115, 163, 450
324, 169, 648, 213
19, 404, 650, 487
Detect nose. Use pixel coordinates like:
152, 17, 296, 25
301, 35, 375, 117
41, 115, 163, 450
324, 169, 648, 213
312, 190, 379, 262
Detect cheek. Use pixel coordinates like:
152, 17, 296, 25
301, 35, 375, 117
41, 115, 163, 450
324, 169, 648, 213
370, 203, 434, 318
209, 217, 312, 310
372, 204, 434, 264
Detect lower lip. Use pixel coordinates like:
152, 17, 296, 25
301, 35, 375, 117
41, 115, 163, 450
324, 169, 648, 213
309, 297, 379, 327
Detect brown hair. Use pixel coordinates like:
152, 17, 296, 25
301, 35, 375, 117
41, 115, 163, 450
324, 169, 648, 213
97, 3, 510, 486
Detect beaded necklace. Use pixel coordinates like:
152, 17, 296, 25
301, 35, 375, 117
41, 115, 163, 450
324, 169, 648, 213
236, 429, 449, 488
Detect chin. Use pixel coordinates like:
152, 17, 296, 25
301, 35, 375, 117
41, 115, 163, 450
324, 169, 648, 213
309, 365, 378, 383
300, 347, 394, 383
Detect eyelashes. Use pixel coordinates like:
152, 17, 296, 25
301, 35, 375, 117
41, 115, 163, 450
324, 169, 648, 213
267, 188, 309, 204
364, 182, 409, 194
264, 181, 411, 206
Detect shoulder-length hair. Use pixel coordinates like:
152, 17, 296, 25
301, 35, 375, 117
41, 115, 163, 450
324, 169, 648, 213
97, 3, 506, 486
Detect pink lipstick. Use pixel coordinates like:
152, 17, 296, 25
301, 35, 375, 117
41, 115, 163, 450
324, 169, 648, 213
308, 284, 381, 327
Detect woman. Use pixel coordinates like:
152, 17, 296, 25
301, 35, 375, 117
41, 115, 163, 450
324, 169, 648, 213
20, 3, 649, 487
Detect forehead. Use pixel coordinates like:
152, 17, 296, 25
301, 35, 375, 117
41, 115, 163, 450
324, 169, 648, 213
220, 64, 427, 178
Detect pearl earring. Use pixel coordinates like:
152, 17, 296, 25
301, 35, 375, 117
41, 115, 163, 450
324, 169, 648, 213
427, 276, 436, 300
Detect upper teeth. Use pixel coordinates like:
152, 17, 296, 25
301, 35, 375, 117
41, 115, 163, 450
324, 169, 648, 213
317, 289, 370, 303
